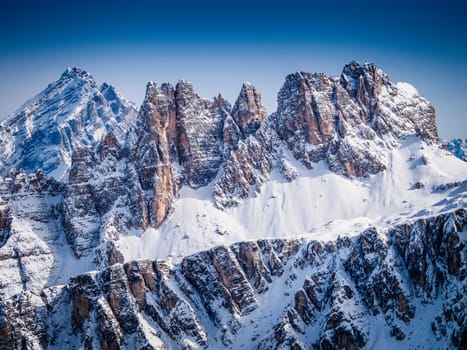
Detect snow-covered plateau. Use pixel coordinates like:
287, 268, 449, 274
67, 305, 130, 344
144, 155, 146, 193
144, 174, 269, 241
0, 61, 465, 349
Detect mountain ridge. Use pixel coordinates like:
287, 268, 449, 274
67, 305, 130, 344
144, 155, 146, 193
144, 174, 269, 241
0, 61, 465, 349
0, 209, 465, 349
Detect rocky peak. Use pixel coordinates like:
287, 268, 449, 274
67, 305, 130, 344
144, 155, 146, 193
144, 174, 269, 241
53, 67, 99, 99
174, 79, 198, 104
136, 81, 177, 152
0, 67, 137, 180
276, 71, 337, 147
60, 67, 94, 81
175, 80, 224, 188
341, 61, 383, 80
100, 82, 136, 120
213, 93, 232, 116
145, 80, 175, 99
276, 61, 437, 159
98, 131, 121, 160
0, 63, 465, 349
160, 81, 174, 96
340, 60, 389, 102
134, 81, 179, 227
231, 82, 267, 138
64, 133, 146, 261
215, 61, 441, 207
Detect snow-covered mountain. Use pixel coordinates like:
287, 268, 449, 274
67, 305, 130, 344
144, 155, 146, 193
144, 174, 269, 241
0, 62, 466, 349
0, 68, 137, 180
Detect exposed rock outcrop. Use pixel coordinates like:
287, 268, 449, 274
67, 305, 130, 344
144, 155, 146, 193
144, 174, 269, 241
231, 82, 267, 138
213, 61, 439, 207
134, 82, 179, 228
63, 132, 146, 263
0, 170, 65, 298
175, 80, 225, 188
59, 78, 271, 265
1, 209, 464, 349
0, 62, 464, 350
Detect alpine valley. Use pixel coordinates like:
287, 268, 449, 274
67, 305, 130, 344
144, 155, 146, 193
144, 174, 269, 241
0, 62, 465, 350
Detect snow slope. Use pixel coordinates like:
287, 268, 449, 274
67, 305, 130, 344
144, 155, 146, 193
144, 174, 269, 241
119, 136, 467, 263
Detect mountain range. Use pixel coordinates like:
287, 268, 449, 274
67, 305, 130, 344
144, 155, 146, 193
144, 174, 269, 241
0, 62, 465, 350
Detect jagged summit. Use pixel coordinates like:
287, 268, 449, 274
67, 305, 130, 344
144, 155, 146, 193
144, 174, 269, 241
231, 81, 267, 138
144, 80, 175, 94
214, 61, 440, 207
341, 60, 383, 77
175, 79, 198, 96
0, 68, 137, 179
60, 66, 94, 81
0, 62, 465, 350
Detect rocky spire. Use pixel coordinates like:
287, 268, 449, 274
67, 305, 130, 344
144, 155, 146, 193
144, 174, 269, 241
231, 82, 267, 138
340, 61, 389, 111
134, 82, 179, 227
175, 80, 224, 188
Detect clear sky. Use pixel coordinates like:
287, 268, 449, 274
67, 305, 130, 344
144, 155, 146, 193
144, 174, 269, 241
1, 0, 466, 139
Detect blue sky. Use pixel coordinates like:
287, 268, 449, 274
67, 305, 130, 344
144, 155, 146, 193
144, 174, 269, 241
1, 0, 466, 138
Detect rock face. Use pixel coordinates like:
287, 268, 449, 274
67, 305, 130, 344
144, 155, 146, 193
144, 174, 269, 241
0, 61, 459, 288
131, 80, 258, 227
214, 62, 438, 207
133, 82, 179, 228
0, 61, 442, 232
54, 78, 269, 266
0, 170, 65, 298
0, 72, 267, 285
0, 209, 465, 349
0, 68, 137, 180
231, 82, 267, 138
175, 80, 225, 188
63, 132, 146, 263
213, 117, 280, 207
130, 79, 266, 226
214, 61, 439, 207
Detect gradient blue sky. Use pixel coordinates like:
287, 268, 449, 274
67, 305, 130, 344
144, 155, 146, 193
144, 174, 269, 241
1, 0, 466, 138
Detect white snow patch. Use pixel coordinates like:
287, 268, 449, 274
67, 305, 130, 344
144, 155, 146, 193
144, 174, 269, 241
396, 82, 419, 97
